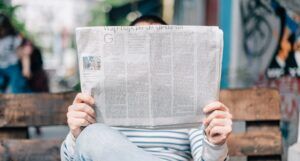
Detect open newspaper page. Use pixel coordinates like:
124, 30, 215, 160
76, 25, 223, 128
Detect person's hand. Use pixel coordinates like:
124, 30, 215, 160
203, 101, 232, 145
67, 93, 96, 138
22, 68, 31, 78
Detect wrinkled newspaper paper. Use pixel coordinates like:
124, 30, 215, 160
76, 25, 223, 128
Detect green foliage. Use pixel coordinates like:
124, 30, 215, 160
73, 82, 81, 92
0, 1, 31, 39
88, 0, 141, 26
106, 0, 139, 7
88, 2, 108, 26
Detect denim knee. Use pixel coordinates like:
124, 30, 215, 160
76, 123, 116, 155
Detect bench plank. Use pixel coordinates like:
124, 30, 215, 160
0, 130, 281, 160
0, 88, 280, 127
0, 139, 61, 161
0, 92, 76, 127
228, 131, 282, 156
220, 88, 281, 121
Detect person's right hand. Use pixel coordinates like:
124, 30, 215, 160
67, 93, 96, 138
22, 68, 31, 79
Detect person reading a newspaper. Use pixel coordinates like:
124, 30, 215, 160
61, 15, 232, 161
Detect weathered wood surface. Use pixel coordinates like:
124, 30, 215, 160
0, 139, 61, 161
228, 131, 282, 156
0, 92, 76, 127
220, 88, 281, 121
0, 130, 281, 161
0, 88, 280, 127
0, 88, 282, 160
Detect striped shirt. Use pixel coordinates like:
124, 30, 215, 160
61, 126, 228, 161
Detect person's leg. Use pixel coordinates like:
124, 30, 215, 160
75, 123, 162, 161
6, 64, 31, 93
0, 68, 9, 92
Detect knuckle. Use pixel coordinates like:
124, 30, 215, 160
68, 105, 73, 111
221, 135, 226, 140
211, 119, 217, 125
229, 120, 233, 126
76, 93, 82, 98
217, 110, 224, 117
70, 125, 77, 131
81, 119, 88, 125
212, 110, 219, 117
209, 121, 214, 127
74, 93, 81, 101
91, 109, 96, 115
81, 104, 86, 109
83, 113, 88, 119
216, 101, 223, 107
228, 126, 233, 133
67, 118, 72, 125
88, 109, 94, 115
70, 104, 79, 111
76, 104, 83, 110
85, 104, 91, 110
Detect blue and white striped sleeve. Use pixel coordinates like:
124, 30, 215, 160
61, 132, 76, 161
189, 126, 229, 161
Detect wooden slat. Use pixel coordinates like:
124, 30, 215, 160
0, 139, 61, 161
220, 88, 281, 121
0, 130, 281, 160
228, 131, 282, 156
0, 88, 280, 127
0, 92, 76, 127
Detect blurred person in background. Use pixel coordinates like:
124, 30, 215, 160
0, 13, 30, 93
18, 39, 49, 93
0, 13, 48, 93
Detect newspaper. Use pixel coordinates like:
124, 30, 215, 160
76, 25, 223, 128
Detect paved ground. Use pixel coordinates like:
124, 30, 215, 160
29, 125, 69, 139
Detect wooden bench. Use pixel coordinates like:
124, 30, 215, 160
0, 88, 282, 161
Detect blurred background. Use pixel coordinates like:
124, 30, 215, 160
0, 0, 300, 160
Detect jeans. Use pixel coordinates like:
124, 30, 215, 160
75, 123, 162, 161
0, 64, 30, 93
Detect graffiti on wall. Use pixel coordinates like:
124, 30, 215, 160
240, 0, 300, 78
240, 0, 300, 116
266, 1, 300, 78
240, 0, 273, 58
237, 0, 300, 156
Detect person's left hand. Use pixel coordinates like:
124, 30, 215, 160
203, 101, 232, 145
